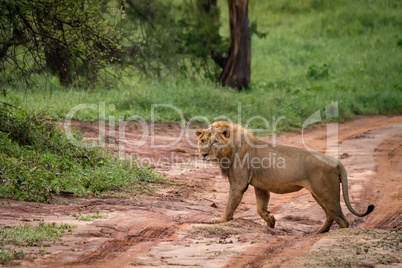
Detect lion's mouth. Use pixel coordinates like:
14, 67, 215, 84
200, 157, 218, 162
198, 152, 218, 162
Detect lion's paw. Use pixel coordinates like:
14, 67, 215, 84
267, 214, 276, 228
211, 217, 230, 224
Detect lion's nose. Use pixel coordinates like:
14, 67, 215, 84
201, 153, 209, 159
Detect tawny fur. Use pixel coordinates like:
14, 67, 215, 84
196, 121, 374, 233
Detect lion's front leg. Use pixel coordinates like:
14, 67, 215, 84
255, 187, 276, 228
213, 183, 248, 224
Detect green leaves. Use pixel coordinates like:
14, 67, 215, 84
306, 64, 329, 80
0, 104, 164, 202
0, 0, 122, 88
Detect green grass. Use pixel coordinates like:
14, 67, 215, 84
0, 249, 24, 263
0, 222, 75, 263
0, 104, 164, 203
2, 0, 401, 131
73, 210, 108, 221
0, 222, 76, 247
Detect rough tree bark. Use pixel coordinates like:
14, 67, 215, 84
208, 0, 250, 90
221, 0, 251, 90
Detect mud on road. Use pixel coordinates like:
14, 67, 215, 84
1, 116, 401, 267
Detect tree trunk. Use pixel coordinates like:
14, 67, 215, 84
221, 0, 250, 90
45, 42, 72, 87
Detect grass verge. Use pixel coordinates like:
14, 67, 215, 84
0, 103, 164, 203
0, 222, 75, 264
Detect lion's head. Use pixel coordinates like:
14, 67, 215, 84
195, 121, 243, 161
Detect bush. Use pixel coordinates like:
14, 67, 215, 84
0, 103, 163, 202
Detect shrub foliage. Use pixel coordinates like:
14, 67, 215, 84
0, 102, 163, 203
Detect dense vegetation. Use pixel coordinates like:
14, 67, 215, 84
0, 0, 226, 88
0, 103, 163, 203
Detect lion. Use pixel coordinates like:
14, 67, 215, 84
195, 121, 374, 233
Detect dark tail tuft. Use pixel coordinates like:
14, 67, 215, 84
363, 204, 375, 216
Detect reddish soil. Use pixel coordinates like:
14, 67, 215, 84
1, 115, 401, 267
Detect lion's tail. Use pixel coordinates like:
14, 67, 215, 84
338, 163, 375, 217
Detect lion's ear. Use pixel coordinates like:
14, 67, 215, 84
195, 128, 203, 137
222, 129, 230, 138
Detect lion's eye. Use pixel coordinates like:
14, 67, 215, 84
211, 140, 217, 145
201, 139, 205, 144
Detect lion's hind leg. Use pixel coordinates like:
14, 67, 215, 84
255, 187, 276, 228
311, 193, 334, 233
309, 178, 349, 233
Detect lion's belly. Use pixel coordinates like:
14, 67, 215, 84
247, 145, 327, 194
250, 177, 304, 194
249, 165, 307, 194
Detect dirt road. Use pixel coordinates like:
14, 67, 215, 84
1, 116, 401, 267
